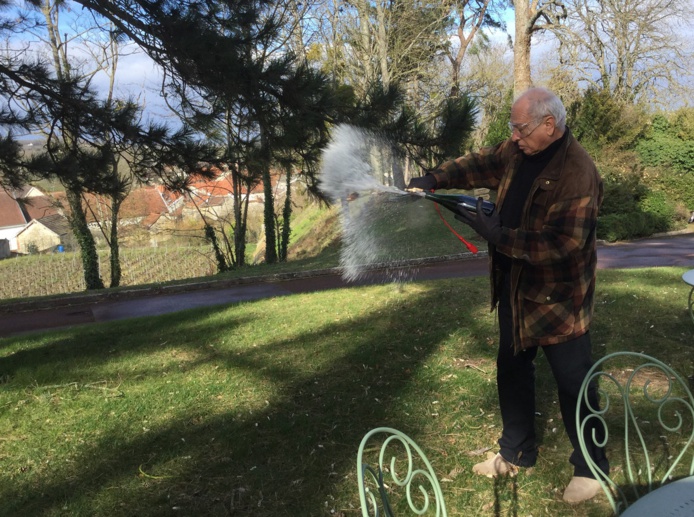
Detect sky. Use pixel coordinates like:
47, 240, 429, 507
91, 50, 172, 123
14, 0, 692, 137
11, 0, 173, 130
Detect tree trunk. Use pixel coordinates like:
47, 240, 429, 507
205, 223, 228, 273
261, 131, 277, 265
225, 110, 248, 269
109, 196, 122, 287
448, 0, 494, 97
262, 164, 277, 264
232, 168, 247, 268
513, 1, 533, 96
392, 152, 405, 189
66, 188, 104, 290
355, 0, 374, 94
237, 179, 251, 268
375, 0, 390, 87
279, 165, 292, 262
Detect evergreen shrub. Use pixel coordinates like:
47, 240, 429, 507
636, 109, 694, 209
597, 172, 680, 241
597, 212, 662, 242
636, 112, 694, 173
568, 88, 646, 155
645, 170, 694, 212
567, 91, 689, 240
482, 89, 512, 147
599, 177, 645, 217
638, 190, 675, 233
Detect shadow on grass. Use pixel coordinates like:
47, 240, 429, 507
6, 269, 687, 515
0, 312, 255, 384
0, 279, 510, 516
15, 267, 684, 516
493, 475, 520, 517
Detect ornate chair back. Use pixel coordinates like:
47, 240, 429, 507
577, 351, 694, 514
357, 427, 447, 517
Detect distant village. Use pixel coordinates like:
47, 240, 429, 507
0, 149, 272, 259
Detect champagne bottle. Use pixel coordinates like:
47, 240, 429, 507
422, 192, 495, 216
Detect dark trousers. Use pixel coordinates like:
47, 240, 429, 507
496, 275, 609, 478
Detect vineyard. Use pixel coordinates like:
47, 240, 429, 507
0, 246, 218, 300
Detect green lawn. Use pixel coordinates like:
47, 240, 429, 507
0, 267, 692, 516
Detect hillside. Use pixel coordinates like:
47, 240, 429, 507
0, 195, 485, 303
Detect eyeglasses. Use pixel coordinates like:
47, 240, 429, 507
508, 117, 548, 138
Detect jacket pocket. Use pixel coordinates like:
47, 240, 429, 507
521, 282, 575, 339
527, 181, 555, 228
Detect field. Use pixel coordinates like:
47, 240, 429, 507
0, 246, 219, 300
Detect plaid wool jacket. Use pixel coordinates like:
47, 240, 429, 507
430, 129, 603, 351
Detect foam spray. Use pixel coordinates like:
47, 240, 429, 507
319, 124, 419, 283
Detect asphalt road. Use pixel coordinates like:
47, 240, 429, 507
1, 233, 693, 338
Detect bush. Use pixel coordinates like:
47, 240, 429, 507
600, 176, 647, 217
598, 190, 680, 241
598, 178, 681, 241
481, 89, 513, 147
597, 212, 662, 242
636, 109, 694, 173
636, 109, 694, 210
568, 88, 646, 155
638, 190, 675, 233
568, 95, 693, 240
643, 167, 694, 210
637, 133, 694, 173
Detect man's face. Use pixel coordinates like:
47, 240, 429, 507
509, 98, 555, 156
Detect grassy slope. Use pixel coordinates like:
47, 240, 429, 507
0, 196, 486, 305
286, 196, 486, 262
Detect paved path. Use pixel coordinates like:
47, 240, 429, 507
1, 233, 693, 338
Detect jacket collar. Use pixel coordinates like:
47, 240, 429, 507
536, 127, 573, 181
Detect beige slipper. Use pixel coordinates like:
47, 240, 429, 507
562, 476, 602, 503
472, 452, 519, 478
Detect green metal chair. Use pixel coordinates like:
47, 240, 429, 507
683, 269, 694, 325
577, 351, 694, 514
357, 427, 447, 517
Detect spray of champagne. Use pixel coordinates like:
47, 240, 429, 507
319, 124, 494, 281
319, 124, 420, 282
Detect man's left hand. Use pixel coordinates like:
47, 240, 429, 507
455, 197, 503, 245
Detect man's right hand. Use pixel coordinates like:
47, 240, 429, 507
406, 174, 436, 191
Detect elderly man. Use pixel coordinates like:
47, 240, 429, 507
408, 87, 609, 503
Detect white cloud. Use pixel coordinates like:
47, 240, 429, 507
88, 49, 176, 123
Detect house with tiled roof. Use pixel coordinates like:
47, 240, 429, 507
1, 166, 289, 253
52, 186, 174, 228
16, 213, 75, 253
49, 185, 186, 247
181, 170, 275, 220
0, 190, 29, 250
0, 188, 59, 252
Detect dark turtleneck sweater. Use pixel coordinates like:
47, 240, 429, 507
496, 130, 568, 271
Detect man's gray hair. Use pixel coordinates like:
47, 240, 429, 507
524, 87, 567, 131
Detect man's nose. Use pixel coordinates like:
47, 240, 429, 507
511, 131, 520, 142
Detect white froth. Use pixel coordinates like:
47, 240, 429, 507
319, 124, 414, 283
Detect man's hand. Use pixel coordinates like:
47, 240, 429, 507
455, 197, 503, 245
406, 174, 436, 191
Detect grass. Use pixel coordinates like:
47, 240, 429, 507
0, 267, 692, 516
